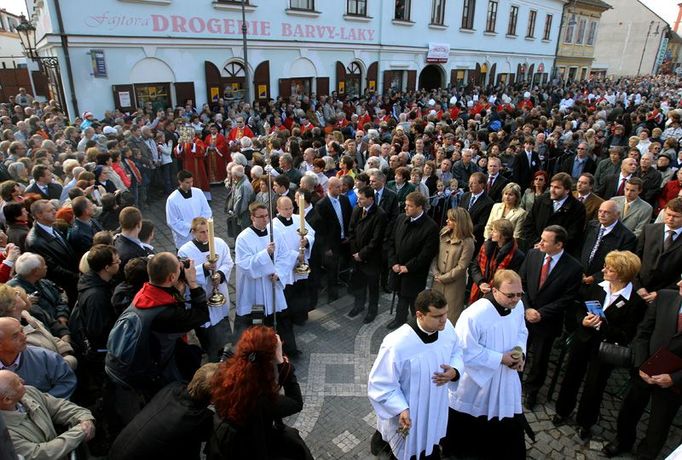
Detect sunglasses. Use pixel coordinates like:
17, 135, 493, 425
497, 290, 524, 299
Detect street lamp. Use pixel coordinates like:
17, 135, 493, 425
637, 21, 658, 75
15, 15, 67, 115
240, 0, 250, 103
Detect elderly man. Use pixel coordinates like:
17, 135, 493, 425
0, 318, 76, 399
560, 142, 597, 182
225, 164, 254, 238
0, 370, 95, 460
638, 153, 662, 208
598, 157, 638, 200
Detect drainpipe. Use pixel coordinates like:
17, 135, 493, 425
553, 3, 567, 84
53, 0, 79, 119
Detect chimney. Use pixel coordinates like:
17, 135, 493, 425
675, 3, 682, 33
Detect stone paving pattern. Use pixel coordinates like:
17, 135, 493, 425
144, 184, 681, 459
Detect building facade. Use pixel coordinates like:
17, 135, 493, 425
0, 9, 25, 68
27, 0, 564, 118
592, 0, 674, 76
554, 0, 610, 81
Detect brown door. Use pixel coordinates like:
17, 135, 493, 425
279, 79, 291, 100
489, 63, 497, 85
383, 71, 393, 94
175, 82, 195, 107
204, 61, 222, 105
407, 70, 417, 92
254, 61, 270, 101
0, 68, 31, 101
31, 71, 49, 97
336, 61, 346, 95
367, 61, 377, 93
316, 77, 329, 97
112, 84, 135, 111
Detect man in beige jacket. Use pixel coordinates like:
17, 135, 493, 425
0, 369, 95, 460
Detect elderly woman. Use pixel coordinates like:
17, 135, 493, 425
484, 182, 527, 242
7, 162, 29, 189
469, 218, 525, 303
520, 170, 548, 212
422, 160, 439, 196
431, 208, 475, 325
0, 284, 77, 369
386, 166, 415, 213
553, 251, 646, 440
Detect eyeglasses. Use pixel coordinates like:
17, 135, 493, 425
497, 290, 524, 299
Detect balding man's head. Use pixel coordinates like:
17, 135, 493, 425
598, 200, 620, 227
327, 177, 342, 198
0, 317, 26, 357
0, 369, 24, 408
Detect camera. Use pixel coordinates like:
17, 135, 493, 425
177, 256, 191, 269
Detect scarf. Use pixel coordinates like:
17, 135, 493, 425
469, 239, 518, 303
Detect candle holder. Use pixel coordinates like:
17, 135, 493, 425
206, 254, 226, 307
295, 228, 311, 275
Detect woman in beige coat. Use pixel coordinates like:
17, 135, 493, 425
431, 207, 475, 326
484, 182, 527, 243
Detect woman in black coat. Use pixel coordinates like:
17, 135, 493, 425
553, 250, 647, 440
208, 326, 312, 460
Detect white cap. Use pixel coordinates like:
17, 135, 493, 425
428, 99, 436, 106
449, 96, 458, 105
102, 126, 118, 135
524, 91, 531, 98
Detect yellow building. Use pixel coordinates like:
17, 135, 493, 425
555, 0, 611, 81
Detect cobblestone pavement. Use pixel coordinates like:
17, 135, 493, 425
145, 184, 681, 459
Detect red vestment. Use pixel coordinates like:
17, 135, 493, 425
226, 125, 255, 142
175, 138, 210, 191
204, 133, 230, 183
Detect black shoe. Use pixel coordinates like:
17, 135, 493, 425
386, 319, 403, 330
328, 292, 339, 302
578, 427, 591, 440
370, 430, 387, 456
602, 441, 629, 458
286, 349, 302, 359
551, 414, 567, 427
363, 313, 376, 324
348, 306, 364, 318
524, 394, 537, 411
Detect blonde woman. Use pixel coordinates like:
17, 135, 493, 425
484, 182, 527, 242
431, 207, 475, 325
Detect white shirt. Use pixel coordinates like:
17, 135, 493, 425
599, 281, 633, 311
543, 250, 564, 275
552, 195, 568, 212
599, 220, 619, 238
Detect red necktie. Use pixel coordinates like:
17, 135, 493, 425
616, 177, 627, 196
487, 176, 493, 192
539, 255, 551, 288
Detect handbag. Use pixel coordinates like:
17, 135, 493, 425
598, 341, 632, 368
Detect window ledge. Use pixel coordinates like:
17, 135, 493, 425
506, 34, 517, 39
119, 0, 171, 5
343, 14, 372, 22
285, 8, 321, 17
392, 19, 415, 26
525, 36, 536, 41
542, 38, 550, 43
429, 23, 447, 30
484, 31, 497, 36
212, 2, 257, 12
459, 27, 475, 33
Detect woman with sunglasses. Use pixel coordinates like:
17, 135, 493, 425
552, 250, 647, 440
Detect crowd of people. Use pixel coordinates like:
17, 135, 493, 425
0, 72, 681, 459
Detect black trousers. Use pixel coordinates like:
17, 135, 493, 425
555, 339, 614, 429
524, 329, 558, 398
615, 374, 682, 460
351, 264, 380, 314
395, 295, 416, 324
284, 279, 310, 324
443, 409, 526, 459
234, 310, 298, 355
371, 430, 441, 460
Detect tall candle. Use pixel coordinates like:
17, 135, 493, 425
299, 195, 305, 231
207, 217, 216, 259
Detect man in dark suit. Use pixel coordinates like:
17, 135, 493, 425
460, 172, 494, 254
25, 165, 62, 201
485, 156, 509, 202
636, 197, 682, 303
24, 199, 79, 306
580, 200, 637, 288
512, 138, 541, 191
348, 186, 387, 323
385, 191, 439, 330
573, 173, 604, 223
67, 196, 104, 260
522, 172, 586, 255
272, 175, 297, 212
602, 283, 682, 459
114, 206, 152, 276
308, 177, 352, 301
559, 142, 597, 182
369, 169, 399, 291
519, 225, 583, 409
597, 157, 638, 200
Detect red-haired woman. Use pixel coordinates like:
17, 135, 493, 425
208, 326, 312, 460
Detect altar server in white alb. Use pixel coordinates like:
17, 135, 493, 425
178, 216, 233, 362
272, 195, 315, 326
368, 289, 463, 460
235, 201, 300, 356
444, 269, 528, 459
166, 170, 212, 249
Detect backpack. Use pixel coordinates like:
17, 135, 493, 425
105, 304, 166, 388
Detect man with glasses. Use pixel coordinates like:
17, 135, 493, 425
444, 270, 528, 459
518, 225, 582, 410
560, 142, 596, 182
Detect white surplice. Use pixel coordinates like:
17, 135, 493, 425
450, 298, 528, 420
165, 187, 212, 249
235, 226, 299, 316
272, 215, 315, 284
178, 237, 233, 327
368, 320, 462, 460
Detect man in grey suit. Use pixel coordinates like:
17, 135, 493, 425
611, 178, 652, 237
